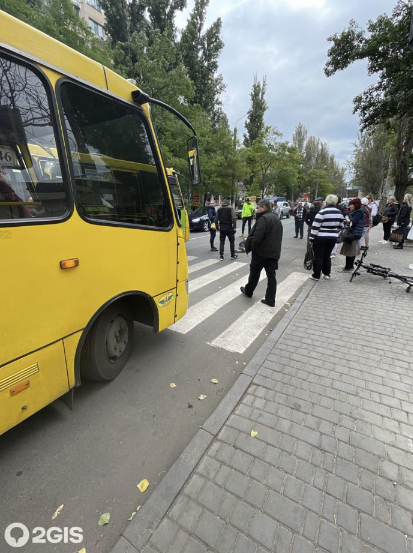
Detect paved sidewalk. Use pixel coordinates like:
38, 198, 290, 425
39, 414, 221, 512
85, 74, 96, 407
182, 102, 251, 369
112, 229, 413, 553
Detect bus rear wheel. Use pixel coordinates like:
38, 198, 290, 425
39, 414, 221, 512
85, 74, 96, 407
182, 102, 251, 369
81, 302, 134, 381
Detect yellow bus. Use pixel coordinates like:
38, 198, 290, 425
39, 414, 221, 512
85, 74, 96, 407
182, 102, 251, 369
0, 11, 200, 435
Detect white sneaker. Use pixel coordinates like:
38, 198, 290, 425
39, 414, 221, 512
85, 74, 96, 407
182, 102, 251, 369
330, 254, 336, 258
382, 240, 388, 244
323, 275, 331, 280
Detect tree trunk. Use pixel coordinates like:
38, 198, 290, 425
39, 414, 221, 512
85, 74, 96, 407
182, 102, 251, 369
393, 116, 413, 203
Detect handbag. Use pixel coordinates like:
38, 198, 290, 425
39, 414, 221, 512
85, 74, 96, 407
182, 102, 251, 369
372, 213, 381, 227
210, 222, 216, 230
304, 246, 315, 270
341, 226, 354, 244
389, 227, 405, 243
381, 215, 389, 223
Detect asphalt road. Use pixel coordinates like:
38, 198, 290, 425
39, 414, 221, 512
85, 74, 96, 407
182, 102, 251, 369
0, 216, 309, 553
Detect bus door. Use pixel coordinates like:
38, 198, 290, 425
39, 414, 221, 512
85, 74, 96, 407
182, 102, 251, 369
167, 171, 189, 321
0, 57, 72, 432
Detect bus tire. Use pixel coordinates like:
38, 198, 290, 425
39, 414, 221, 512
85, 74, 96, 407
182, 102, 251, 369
81, 302, 134, 381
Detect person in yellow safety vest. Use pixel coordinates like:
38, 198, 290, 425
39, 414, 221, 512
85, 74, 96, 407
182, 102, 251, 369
241, 198, 255, 236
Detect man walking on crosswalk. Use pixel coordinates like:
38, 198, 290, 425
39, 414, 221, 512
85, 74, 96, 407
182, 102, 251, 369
215, 198, 238, 261
240, 199, 283, 307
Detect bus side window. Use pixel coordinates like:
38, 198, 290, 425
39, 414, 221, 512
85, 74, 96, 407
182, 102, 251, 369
59, 82, 172, 229
0, 55, 68, 221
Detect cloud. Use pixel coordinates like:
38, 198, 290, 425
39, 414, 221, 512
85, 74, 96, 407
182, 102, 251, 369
177, 0, 397, 165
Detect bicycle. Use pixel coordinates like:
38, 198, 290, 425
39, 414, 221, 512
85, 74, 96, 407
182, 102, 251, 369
350, 247, 413, 293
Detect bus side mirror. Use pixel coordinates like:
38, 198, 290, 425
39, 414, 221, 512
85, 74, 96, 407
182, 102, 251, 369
187, 136, 201, 186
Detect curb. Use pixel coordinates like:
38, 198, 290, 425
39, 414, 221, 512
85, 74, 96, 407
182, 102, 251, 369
109, 278, 315, 553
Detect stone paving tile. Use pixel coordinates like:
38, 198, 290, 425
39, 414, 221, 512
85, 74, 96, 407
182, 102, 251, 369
146, 235, 413, 553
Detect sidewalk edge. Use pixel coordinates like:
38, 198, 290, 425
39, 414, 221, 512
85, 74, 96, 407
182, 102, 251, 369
109, 278, 315, 553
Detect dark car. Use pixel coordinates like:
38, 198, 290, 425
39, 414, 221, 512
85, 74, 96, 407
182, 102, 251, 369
189, 206, 210, 231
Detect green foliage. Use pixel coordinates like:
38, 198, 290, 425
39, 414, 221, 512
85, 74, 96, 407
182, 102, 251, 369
146, 0, 187, 35
179, 0, 225, 122
325, 1, 413, 200
99, 0, 128, 45
0, 0, 112, 65
349, 126, 393, 197
241, 127, 303, 199
244, 76, 267, 147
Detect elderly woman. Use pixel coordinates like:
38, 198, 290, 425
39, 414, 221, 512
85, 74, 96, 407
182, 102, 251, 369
394, 193, 413, 249
340, 198, 366, 272
380, 196, 399, 243
309, 194, 344, 281
360, 197, 372, 247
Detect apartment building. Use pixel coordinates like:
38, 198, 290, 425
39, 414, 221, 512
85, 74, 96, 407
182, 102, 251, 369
72, 0, 106, 39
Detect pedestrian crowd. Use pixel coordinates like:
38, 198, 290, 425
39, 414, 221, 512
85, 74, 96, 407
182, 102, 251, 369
203, 192, 412, 306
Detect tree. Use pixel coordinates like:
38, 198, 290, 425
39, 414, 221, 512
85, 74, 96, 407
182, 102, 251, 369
325, 1, 413, 201
243, 76, 267, 147
179, 0, 225, 122
349, 126, 393, 197
292, 123, 308, 157
146, 0, 187, 35
0, 0, 111, 65
99, 0, 128, 45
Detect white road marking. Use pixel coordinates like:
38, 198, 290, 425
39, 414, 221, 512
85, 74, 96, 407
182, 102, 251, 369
209, 272, 309, 353
171, 272, 265, 334
189, 262, 245, 293
186, 256, 198, 261
189, 235, 209, 241
188, 259, 221, 274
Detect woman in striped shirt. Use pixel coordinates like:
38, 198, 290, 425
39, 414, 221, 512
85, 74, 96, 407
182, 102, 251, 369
309, 194, 344, 281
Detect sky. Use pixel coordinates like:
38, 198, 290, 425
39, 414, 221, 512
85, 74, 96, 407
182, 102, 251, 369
175, 0, 399, 167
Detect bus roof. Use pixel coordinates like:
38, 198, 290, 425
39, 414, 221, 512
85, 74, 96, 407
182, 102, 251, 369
0, 10, 139, 101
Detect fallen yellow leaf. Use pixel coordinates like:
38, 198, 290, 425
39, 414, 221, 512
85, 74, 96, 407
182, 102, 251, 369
98, 513, 110, 526
250, 430, 258, 438
170, 383, 176, 388
52, 504, 64, 520
137, 479, 149, 493
128, 512, 136, 521
211, 379, 218, 384
198, 394, 207, 400
78, 548, 86, 553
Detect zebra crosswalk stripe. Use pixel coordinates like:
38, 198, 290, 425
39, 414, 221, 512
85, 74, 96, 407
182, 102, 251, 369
209, 272, 309, 354
187, 256, 198, 261
189, 262, 244, 293
188, 259, 220, 274
170, 272, 265, 335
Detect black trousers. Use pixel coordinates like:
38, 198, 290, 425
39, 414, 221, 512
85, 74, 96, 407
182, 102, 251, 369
219, 229, 235, 256
209, 228, 216, 248
295, 218, 304, 237
312, 237, 336, 278
383, 221, 393, 241
245, 252, 277, 306
345, 256, 356, 270
242, 216, 252, 234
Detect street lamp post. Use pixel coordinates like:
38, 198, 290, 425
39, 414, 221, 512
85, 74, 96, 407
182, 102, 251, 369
232, 112, 249, 204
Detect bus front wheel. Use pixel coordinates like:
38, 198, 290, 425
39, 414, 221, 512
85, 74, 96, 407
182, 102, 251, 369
81, 302, 134, 381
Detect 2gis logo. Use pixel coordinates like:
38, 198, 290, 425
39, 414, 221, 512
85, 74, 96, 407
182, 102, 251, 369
4, 522, 83, 548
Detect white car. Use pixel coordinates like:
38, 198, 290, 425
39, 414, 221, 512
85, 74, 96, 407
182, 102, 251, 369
278, 202, 291, 219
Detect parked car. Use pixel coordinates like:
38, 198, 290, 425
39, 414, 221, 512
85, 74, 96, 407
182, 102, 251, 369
278, 201, 291, 219
189, 206, 211, 231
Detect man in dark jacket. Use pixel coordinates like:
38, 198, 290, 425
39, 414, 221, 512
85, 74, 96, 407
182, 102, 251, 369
207, 199, 218, 251
215, 198, 238, 260
240, 199, 283, 306
305, 197, 323, 246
